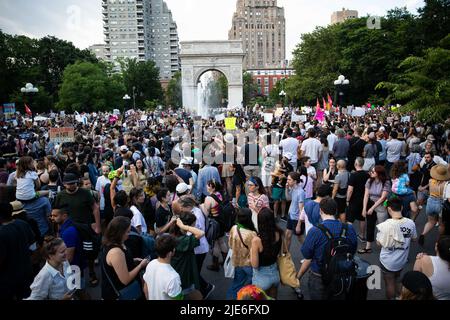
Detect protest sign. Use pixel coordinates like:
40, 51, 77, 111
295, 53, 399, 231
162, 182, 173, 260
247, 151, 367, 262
401, 116, 411, 123
263, 113, 273, 124
351, 107, 366, 117
3, 103, 15, 114
225, 117, 237, 130
275, 108, 284, 117
215, 113, 225, 122
49, 127, 74, 143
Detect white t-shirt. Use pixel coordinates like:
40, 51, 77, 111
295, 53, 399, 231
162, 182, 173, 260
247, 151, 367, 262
327, 133, 338, 152
385, 139, 403, 163
299, 208, 313, 236
16, 171, 38, 200
130, 205, 148, 234
379, 218, 417, 272
95, 175, 110, 211
192, 207, 209, 255
280, 137, 299, 163
300, 138, 323, 164
143, 260, 182, 300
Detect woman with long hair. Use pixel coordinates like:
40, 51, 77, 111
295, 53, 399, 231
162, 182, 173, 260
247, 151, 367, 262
322, 157, 337, 185
251, 207, 283, 299
363, 132, 378, 171
101, 216, 148, 300
247, 176, 270, 232
201, 179, 228, 271
134, 159, 148, 188
316, 138, 329, 186
285, 172, 305, 251
390, 161, 419, 219
129, 187, 148, 234
230, 164, 247, 208
227, 208, 257, 299
27, 237, 74, 300
359, 165, 391, 254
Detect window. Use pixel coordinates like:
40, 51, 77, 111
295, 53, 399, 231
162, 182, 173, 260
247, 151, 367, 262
264, 78, 269, 86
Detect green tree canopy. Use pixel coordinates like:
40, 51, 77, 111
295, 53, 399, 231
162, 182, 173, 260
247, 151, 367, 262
166, 71, 182, 108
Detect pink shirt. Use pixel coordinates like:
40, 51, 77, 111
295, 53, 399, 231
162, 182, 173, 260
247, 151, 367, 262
248, 193, 270, 214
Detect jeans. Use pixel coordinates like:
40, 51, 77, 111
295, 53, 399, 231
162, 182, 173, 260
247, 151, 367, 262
252, 263, 280, 291
426, 196, 443, 217
195, 253, 209, 295
23, 197, 52, 236
226, 266, 253, 300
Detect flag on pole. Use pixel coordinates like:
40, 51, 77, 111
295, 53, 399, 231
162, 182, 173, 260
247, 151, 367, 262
25, 104, 32, 116
322, 97, 327, 111
314, 98, 325, 123
327, 93, 333, 110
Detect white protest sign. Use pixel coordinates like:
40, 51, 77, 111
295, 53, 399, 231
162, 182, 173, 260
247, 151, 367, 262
264, 113, 273, 124
351, 107, 366, 117
215, 113, 225, 122
401, 116, 411, 123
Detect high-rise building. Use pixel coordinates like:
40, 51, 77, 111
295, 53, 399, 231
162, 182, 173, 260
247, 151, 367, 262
88, 44, 107, 60
228, 0, 286, 70
102, 0, 179, 79
331, 8, 358, 25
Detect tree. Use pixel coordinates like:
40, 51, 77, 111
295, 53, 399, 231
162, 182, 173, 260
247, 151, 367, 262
57, 61, 124, 112
376, 35, 450, 122
120, 58, 164, 108
243, 72, 258, 107
166, 71, 182, 108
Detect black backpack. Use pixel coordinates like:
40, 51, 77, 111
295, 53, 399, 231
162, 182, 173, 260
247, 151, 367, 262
317, 223, 357, 298
210, 193, 236, 233
70, 221, 101, 260
202, 211, 221, 246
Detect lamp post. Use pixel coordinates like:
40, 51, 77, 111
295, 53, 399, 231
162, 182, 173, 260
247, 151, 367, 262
279, 89, 286, 107
333, 75, 350, 112
21, 83, 39, 122
123, 94, 131, 111
132, 86, 136, 110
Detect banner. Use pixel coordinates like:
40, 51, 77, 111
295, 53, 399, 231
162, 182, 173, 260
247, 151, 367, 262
351, 107, 366, 117
225, 117, 237, 130
49, 127, 74, 143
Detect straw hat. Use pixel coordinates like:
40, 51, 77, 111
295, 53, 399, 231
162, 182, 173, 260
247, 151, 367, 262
10, 201, 26, 216
430, 164, 450, 181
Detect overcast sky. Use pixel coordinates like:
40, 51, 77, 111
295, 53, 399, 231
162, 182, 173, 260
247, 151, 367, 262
0, 0, 424, 60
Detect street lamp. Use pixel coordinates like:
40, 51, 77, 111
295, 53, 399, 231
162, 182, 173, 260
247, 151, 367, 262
123, 94, 131, 111
333, 75, 350, 112
21, 83, 39, 121
279, 90, 286, 107
132, 86, 136, 110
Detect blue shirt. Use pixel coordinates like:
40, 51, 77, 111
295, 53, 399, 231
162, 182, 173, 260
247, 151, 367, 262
59, 219, 85, 270
288, 185, 305, 221
195, 165, 221, 198
301, 219, 357, 274
304, 201, 321, 226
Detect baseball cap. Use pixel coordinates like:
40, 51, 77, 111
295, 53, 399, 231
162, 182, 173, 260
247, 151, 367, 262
62, 173, 79, 185
426, 134, 435, 141
180, 158, 192, 166
176, 183, 192, 194
283, 152, 293, 161
119, 145, 129, 153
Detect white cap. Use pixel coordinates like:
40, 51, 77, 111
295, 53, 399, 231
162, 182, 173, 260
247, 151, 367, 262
180, 158, 193, 166
119, 145, 129, 152
176, 183, 192, 194
283, 152, 293, 161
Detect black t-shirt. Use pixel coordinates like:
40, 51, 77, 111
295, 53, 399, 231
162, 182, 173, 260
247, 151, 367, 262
0, 219, 35, 299
421, 161, 436, 187
349, 138, 367, 159
53, 188, 95, 224
155, 205, 172, 229
348, 170, 370, 202
232, 174, 246, 196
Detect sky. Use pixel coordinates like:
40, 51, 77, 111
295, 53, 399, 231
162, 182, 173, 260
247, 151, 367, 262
0, 0, 425, 60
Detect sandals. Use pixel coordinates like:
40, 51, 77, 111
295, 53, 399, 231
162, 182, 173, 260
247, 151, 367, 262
357, 248, 372, 254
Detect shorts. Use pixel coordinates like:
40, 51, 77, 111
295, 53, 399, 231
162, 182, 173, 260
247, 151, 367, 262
335, 197, 347, 215
252, 263, 280, 291
396, 193, 416, 218
272, 187, 286, 201
426, 196, 442, 217
347, 200, 364, 222
417, 189, 429, 202
380, 263, 402, 277
286, 218, 300, 234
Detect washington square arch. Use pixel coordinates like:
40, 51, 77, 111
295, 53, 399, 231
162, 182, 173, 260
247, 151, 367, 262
180, 41, 245, 116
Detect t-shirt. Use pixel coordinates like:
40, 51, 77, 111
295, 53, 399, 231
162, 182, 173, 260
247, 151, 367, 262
332, 138, 350, 159
53, 188, 95, 224
300, 138, 323, 164
192, 207, 209, 255
143, 259, 182, 300
16, 171, 38, 200
288, 185, 305, 221
280, 137, 299, 164
59, 219, 84, 270
364, 143, 377, 159
302, 200, 321, 234
378, 218, 417, 272
155, 206, 172, 229
334, 171, 350, 198
386, 139, 403, 163
366, 180, 392, 202
392, 174, 412, 195
171, 235, 200, 290
130, 205, 148, 234
300, 174, 314, 199
348, 171, 370, 202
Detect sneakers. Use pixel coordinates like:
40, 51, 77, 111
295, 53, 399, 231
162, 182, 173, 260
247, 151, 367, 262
418, 234, 425, 246
203, 283, 215, 300
293, 287, 304, 300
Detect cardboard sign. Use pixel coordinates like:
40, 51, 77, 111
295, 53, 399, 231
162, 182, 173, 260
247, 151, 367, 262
401, 116, 411, 123
3, 103, 15, 114
291, 112, 306, 123
215, 113, 225, 122
225, 117, 237, 130
49, 127, 74, 143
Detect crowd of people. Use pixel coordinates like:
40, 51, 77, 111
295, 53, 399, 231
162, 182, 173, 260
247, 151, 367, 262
0, 105, 449, 301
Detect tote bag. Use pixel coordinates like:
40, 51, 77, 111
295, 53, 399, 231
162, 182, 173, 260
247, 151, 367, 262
277, 237, 300, 288
224, 249, 235, 279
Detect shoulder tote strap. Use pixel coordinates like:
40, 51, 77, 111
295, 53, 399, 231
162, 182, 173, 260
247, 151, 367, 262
100, 248, 120, 297
236, 227, 249, 250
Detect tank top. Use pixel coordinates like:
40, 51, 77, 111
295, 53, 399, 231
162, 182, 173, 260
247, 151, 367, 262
258, 231, 282, 267
210, 192, 222, 217
101, 245, 136, 300
429, 256, 450, 300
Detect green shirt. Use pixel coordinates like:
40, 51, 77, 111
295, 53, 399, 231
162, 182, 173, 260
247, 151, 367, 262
54, 188, 95, 224
170, 234, 200, 290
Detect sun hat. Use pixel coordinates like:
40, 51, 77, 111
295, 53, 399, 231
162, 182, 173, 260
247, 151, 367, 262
430, 164, 450, 181
10, 201, 26, 216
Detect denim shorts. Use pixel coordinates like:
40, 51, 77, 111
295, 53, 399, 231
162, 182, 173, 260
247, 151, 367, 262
252, 263, 280, 291
426, 196, 443, 217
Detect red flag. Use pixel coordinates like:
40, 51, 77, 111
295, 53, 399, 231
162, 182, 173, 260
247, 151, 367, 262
327, 93, 333, 110
316, 98, 321, 111
322, 97, 327, 111
25, 104, 32, 116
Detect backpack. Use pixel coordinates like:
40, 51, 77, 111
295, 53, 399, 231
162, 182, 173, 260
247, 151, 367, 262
202, 211, 221, 246
71, 222, 101, 260
129, 230, 156, 260
317, 224, 357, 298
210, 193, 236, 233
